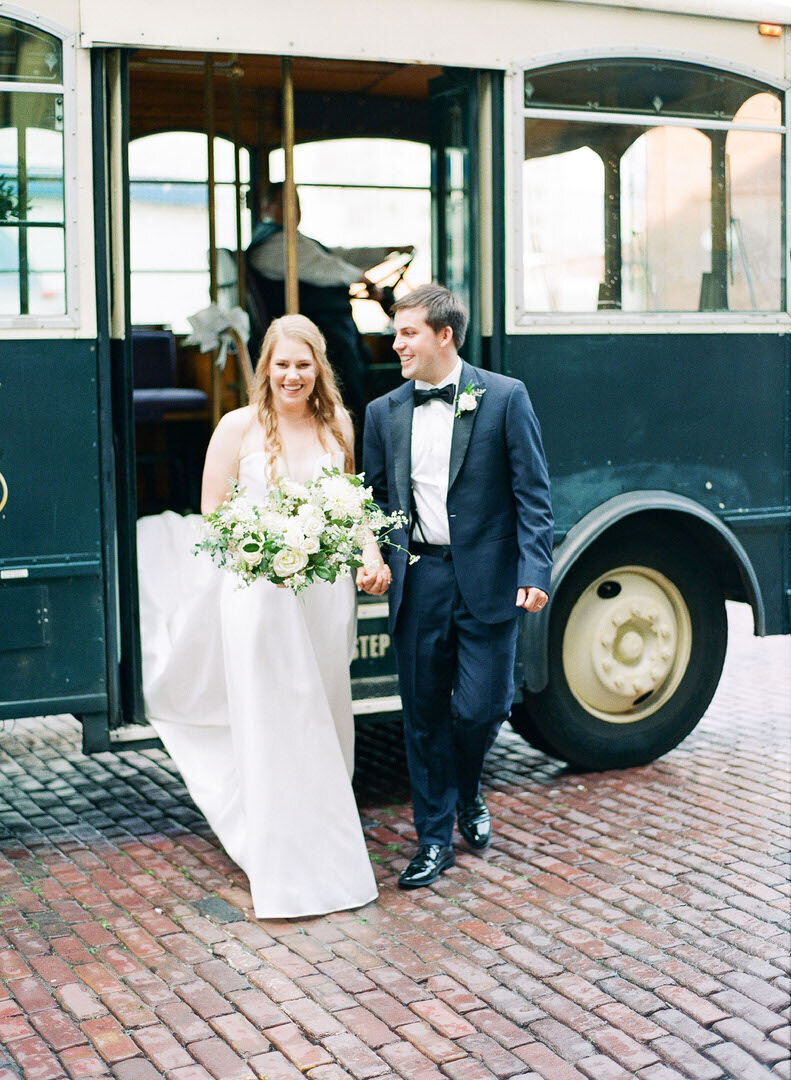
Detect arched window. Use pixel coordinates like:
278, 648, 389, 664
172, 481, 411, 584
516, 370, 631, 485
0, 14, 68, 319
129, 132, 251, 331
517, 58, 784, 316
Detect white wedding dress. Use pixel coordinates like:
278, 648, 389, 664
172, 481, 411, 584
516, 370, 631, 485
136, 449, 377, 918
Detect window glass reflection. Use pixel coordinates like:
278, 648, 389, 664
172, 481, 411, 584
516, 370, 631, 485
525, 60, 780, 125
0, 223, 19, 314
621, 128, 711, 312
523, 137, 604, 312
0, 87, 66, 315
522, 72, 784, 314
269, 138, 430, 187
726, 129, 782, 310
270, 139, 432, 333
0, 17, 62, 84
130, 132, 252, 330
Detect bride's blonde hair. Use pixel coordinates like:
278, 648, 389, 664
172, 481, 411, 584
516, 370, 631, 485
251, 315, 354, 474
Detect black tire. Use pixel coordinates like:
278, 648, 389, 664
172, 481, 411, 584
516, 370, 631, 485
522, 529, 727, 770
508, 702, 559, 757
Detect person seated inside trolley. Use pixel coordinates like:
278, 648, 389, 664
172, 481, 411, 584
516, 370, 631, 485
246, 182, 387, 435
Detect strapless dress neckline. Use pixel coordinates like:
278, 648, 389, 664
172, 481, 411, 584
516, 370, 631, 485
238, 449, 345, 490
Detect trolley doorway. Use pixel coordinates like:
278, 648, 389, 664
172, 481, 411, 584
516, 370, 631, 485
110, 49, 483, 735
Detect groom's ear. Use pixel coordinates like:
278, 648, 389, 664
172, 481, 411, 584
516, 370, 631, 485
438, 325, 454, 349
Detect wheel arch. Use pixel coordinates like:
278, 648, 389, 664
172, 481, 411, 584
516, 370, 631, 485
523, 490, 765, 693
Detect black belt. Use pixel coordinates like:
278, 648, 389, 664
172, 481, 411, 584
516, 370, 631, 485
410, 541, 452, 560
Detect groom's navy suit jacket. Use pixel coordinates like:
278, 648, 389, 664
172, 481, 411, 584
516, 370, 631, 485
362, 360, 554, 629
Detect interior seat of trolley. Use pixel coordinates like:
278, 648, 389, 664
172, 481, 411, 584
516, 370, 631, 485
128, 51, 440, 515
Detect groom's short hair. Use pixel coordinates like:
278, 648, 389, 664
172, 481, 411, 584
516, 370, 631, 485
391, 284, 468, 350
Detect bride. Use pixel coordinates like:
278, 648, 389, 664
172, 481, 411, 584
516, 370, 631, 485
137, 314, 385, 918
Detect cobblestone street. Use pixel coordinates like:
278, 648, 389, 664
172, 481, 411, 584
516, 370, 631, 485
1, 603, 789, 1080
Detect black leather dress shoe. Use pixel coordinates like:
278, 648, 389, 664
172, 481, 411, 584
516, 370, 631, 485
398, 844, 455, 889
457, 795, 491, 849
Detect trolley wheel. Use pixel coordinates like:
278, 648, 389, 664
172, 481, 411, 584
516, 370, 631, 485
521, 530, 727, 770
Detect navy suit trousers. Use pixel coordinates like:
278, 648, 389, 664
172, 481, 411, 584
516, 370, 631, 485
392, 549, 520, 847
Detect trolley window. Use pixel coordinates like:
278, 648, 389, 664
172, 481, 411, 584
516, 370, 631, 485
513, 58, 785, 318
129, 132, 252, 331
0, 16, 68, 319
268, 137, 431, 332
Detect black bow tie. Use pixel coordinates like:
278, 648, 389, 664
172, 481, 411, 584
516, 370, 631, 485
414, 384, 455, 407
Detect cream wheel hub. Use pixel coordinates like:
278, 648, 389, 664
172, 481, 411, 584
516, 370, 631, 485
562, 566, 692, 722
590, 593, 676, 696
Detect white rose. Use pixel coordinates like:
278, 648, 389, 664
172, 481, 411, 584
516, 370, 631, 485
297, 505, 325, 536
299, 535, 320, 555
457, 391, 477, 413
272, 547, 308, 578
284, 522, 307, 550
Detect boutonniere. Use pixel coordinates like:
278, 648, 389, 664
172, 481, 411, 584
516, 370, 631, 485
455, 381, 486, 418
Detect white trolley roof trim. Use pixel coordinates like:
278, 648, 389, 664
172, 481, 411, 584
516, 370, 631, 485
74, 0, 788, 77
551, 0, 791, 20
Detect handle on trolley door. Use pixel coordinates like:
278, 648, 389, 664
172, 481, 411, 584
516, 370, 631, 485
0, 470, 7, 513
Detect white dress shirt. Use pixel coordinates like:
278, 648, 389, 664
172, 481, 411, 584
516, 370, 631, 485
410, 359, 462, 545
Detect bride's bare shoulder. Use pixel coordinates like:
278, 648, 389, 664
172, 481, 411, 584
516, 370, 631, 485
207, 406, 260, 457
219, 404, 257, 433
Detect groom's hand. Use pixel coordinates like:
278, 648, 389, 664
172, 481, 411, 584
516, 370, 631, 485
516, 586, 548, 613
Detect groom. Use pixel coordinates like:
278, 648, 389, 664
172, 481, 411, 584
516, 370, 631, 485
358, 284, 553, 888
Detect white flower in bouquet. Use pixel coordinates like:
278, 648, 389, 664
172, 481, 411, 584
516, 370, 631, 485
195, 470, 409, 594
227, 496, 257, 525
351, 523, 370, 547
260, 509, 288, 535
272, 548, 308, 578
281, 478, 309, 501
319, 473, 367, 519
297, 504, 325, 536
238, 541, 265, 568
284, 520, 308, 550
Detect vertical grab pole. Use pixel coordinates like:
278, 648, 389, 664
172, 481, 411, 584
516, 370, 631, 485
230, 56, 248, 405
599, 143, 622, 310
17, 123, 29, 314
709, 130, 729, 311
281, 56, 299, 314
205, 53, 221, 427
231, 55, 245, 311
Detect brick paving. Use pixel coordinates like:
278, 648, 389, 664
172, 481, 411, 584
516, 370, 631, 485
0, 602, 789, 1080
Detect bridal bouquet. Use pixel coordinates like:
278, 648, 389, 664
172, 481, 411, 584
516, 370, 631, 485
195, 467, 407, 594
